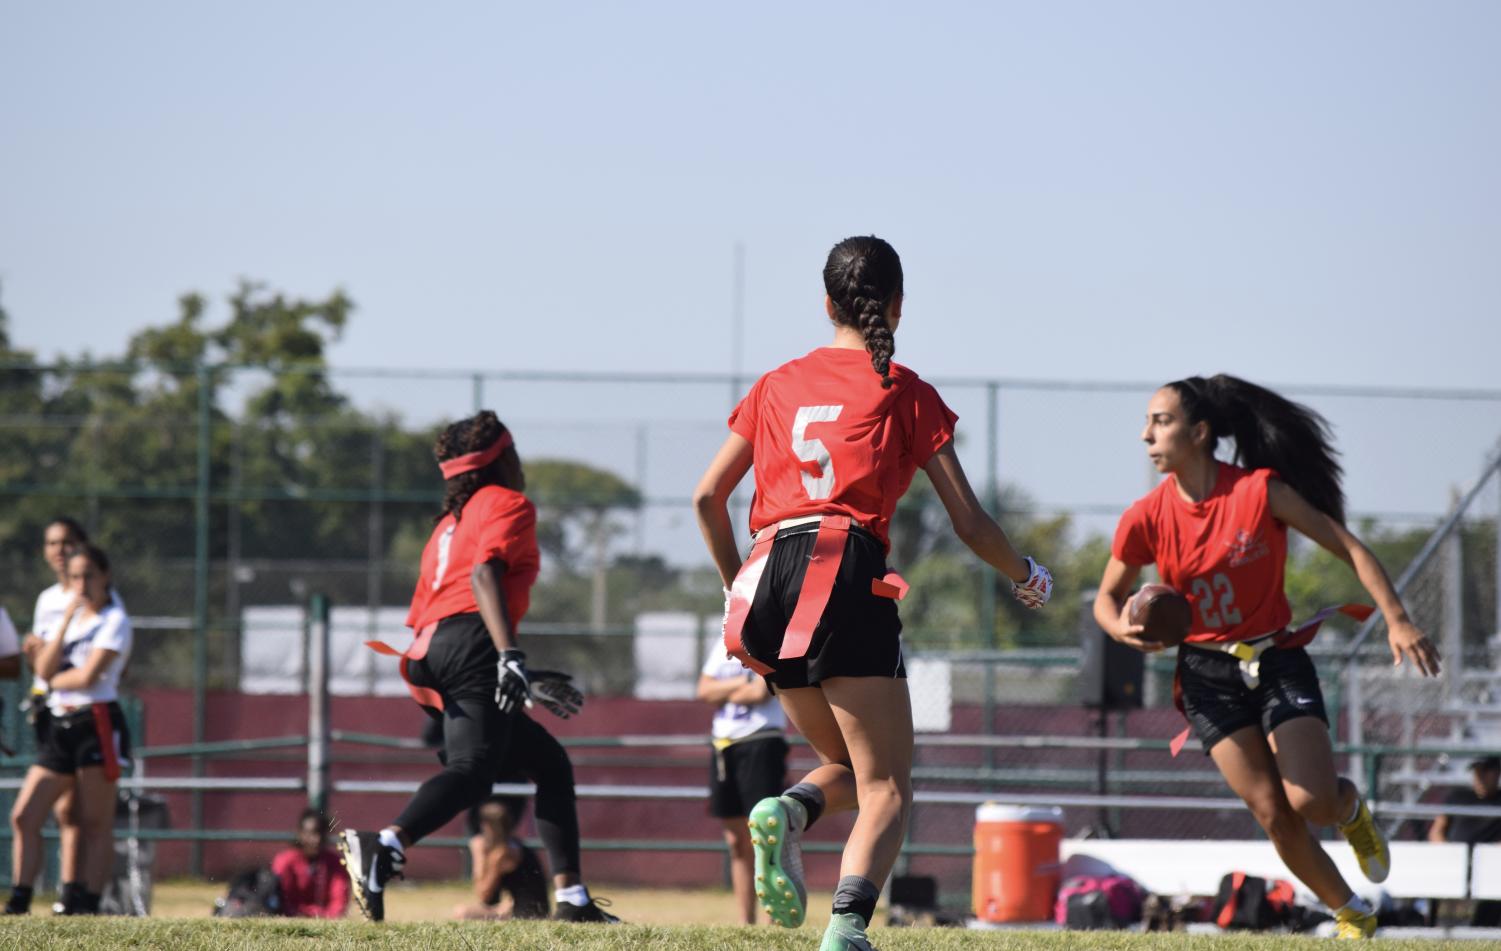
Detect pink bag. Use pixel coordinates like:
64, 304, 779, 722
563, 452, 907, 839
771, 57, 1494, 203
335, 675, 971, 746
1054, 874, 1144, 928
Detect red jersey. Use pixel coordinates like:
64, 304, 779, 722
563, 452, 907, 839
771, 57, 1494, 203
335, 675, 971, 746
729, 347, 958, 550
270, 847, 349, 918
406, 485, 540, 631
1112, 463, 1290, 644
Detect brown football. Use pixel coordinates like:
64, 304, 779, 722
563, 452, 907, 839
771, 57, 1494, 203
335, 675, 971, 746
1128, 584, 1192, 646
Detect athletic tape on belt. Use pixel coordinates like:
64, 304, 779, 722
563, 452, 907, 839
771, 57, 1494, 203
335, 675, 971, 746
367, 621, 444, 711
1168, 603, 1374, 758
722, 515, 907, 674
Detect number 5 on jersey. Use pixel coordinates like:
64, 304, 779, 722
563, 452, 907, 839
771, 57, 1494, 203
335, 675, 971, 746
792, 405, 843, 500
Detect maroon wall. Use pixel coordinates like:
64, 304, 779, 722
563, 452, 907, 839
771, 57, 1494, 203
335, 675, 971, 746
132, 690, 1300, 894
135, 688, 858, 886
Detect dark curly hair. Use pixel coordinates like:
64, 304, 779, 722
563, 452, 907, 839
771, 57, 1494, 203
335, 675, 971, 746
823, 236, 904, 388
1167, 374, 1345, 523
435, 410, 514, 521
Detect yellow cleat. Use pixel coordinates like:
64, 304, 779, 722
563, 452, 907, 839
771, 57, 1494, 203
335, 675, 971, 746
1338, 796, 1390, 884
1334, 905, 1377, 939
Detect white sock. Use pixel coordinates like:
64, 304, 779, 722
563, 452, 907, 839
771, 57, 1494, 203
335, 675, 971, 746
555, 884, 590, 906
1336, 895, 1373, 917
378, 828, 405, 856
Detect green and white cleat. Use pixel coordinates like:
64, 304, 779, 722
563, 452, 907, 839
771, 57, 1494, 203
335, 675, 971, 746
748, 795, 807, 928
820, 911, 879, 951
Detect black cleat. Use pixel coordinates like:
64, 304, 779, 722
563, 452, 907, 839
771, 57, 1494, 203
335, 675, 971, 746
338, 829, 404, 922
553, 895, 621, 924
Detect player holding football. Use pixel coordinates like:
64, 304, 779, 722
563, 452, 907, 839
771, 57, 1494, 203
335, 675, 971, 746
694, 236, 1053, 951
340, 411, 614, 924
1093, 375, 1441, 940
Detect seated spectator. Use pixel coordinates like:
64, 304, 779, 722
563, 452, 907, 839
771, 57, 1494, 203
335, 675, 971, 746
1429, 755, 1501, 927
453, 794, 549, 921
270, 809, 348, 919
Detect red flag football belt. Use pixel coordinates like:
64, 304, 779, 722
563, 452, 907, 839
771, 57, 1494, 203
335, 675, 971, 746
722, 515, 907, 675
1168, 603, 1375, 757
367, 621, 444, 711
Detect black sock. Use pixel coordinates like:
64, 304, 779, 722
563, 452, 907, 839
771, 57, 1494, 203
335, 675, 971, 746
81, 891, 101, 914
832, 874, 880, 927
6, 885, 32, 913
59, 882, 84, 912
784, 782, 825, 829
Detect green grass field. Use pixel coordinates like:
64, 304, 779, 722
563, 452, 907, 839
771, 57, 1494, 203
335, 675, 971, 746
0, 883, 1485, 951
0, 918, 1488, 951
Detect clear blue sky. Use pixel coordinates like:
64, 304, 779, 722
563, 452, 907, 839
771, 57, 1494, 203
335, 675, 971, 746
2, 2, 1498, 539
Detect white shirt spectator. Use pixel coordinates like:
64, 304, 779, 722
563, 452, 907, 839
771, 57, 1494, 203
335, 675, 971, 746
47, 601, 132, 712
0, 607, 18, 658
701, 649, 785, 741
30, 583, 73, 695
32, 583, 124, 694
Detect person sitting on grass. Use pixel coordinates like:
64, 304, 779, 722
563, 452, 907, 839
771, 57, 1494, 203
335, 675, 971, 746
270, 808, 349, 919
453, 794, 549, 921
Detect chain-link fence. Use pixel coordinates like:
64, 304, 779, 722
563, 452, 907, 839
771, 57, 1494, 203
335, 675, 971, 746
1341, 443, 1501, 823
2, 360, 1499, 880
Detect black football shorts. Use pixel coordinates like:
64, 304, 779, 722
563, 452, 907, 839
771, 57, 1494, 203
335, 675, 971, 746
1178, 642, 1328, 754
738, 524, 905, 690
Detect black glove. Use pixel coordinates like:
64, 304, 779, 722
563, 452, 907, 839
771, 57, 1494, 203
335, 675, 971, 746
495, 649, 532, 714
528, 669, 584, 719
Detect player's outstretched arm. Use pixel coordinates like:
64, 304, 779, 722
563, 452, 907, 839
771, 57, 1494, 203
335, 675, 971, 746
1093, 557, 1161, 653
693, 433, 755, 588
921, 443, 1031, 584
1268, 479, 1441, 677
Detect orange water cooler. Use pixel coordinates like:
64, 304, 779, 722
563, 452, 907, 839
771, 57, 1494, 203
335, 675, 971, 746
972, 803, 1064, 923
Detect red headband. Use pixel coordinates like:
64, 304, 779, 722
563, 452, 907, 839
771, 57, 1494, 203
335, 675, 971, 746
439, 431, 514, 479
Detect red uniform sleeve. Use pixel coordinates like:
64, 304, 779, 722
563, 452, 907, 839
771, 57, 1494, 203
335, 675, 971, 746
727, 376, 764, 441
475, 492, 539, 572
1111, 499, 1156, 566
909, 381, 959, 467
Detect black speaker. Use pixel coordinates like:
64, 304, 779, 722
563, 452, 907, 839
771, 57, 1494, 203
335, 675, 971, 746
1077, 591, 1143, 710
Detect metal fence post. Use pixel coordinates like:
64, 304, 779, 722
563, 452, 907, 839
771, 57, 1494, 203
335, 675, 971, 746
1443, 497, 1463, 704
1346, 664, 1364, 801
307, 593, 331, 813
190, 361, 212, 876
982, 383, 1000, 767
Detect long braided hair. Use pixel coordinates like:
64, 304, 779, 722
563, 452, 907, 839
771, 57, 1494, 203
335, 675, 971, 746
823, 236, 904, 388
435, 410, 514, 522
1167, 374, 1346, 523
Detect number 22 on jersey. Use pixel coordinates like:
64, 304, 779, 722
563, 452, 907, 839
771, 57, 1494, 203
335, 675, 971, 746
1190, 572, 1243, 628
791, 405, 843, 500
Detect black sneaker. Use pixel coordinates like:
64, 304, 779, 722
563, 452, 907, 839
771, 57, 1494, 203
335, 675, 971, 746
3, 894, 29, 915
553, 896, 621, 924
338, 829, 404, 922
52, 883, 86, 916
